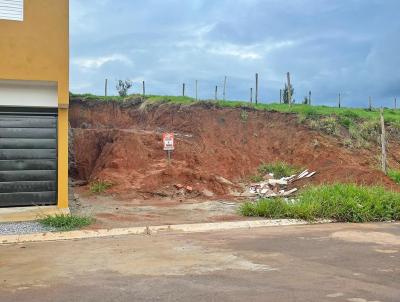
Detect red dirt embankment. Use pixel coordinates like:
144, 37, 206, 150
69, 99, 399, 197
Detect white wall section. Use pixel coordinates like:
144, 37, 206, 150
0, 80, 58, 108
0, 0, 23, 21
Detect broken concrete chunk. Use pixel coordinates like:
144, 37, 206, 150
268, 179, 288, 186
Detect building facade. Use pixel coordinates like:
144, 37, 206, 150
0, 0, 69, 208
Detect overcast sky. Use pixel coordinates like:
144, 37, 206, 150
70, 0, 400, 107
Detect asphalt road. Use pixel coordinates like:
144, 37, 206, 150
1, 222, 399, 302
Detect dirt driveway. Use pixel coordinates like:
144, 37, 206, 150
70, 186, 251, 229
1, 222, 399, 302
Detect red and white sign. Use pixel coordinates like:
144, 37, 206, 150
163, 133, 175, 151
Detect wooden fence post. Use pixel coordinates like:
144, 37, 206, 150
250, 88, 253, 103
287, 72, 292, 107
380, 107, 387, 175
215, 86, 218, 101
105, 79, 108, 96
255, 73, 259, 105
142, 81, 145, 96
223, 76, 227, 100
338, 93, 341, 108
309, 91, 311, 106
279, 89, 282, 104
369, 96, 372, 111
182, 83, 185, 97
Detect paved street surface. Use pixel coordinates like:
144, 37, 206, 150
1, 222, 399, 302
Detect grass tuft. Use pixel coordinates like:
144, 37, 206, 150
90, 180, 112, 194
388, 170, 400, 184
39, 214, 93, 231
240, 183, 400, 222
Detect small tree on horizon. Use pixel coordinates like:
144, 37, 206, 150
116, 79, 133, 97
282, 83, 294, 104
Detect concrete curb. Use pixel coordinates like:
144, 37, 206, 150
0, 219, 327, 245
0, 206, 70, 223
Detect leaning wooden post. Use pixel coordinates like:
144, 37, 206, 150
369, 96, 372, 111
250, 88, 253, 103
105, 78, 108, 96
142, 81, 145, 96
215, 86, 218, 101
287, 72, 292, 107
223, 76, 227, 100
338, 93, 341, 108
255, 73, 259, 105
309, 91, 312, 106
380, 107, 387, 175
279, 89, 282, 104
182, 83, 185, 97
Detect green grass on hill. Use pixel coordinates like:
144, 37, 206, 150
240, 183, 400, 222
70, 92, 400, 124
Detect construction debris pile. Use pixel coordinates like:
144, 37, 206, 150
249, 169, 316, 198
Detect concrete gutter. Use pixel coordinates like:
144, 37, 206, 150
0, 219, 329, 245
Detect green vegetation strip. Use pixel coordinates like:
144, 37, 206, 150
240, 184, 400, 222
70, 93, 400, 124
39, 214, 93, 231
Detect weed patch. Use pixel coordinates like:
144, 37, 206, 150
90, 180, 112, 193
309, 116, 339, 135
388, 170, 400, 184
240, 183, 400, 222
240, 110, 249, 122
39, 214, 93, 231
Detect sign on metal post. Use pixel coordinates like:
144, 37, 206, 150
163, 133, 174, 161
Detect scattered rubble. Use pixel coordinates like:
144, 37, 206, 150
249, 169, 316, 198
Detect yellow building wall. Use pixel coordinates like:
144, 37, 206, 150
0, 0, 69, 208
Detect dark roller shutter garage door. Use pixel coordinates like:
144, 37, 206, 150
0, 108, 57, 207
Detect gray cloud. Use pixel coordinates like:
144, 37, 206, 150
70, 0, 400, 107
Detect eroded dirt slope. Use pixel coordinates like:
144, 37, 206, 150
69, 99, 399, 197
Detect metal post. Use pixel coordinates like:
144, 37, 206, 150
105, 79, 108, 96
